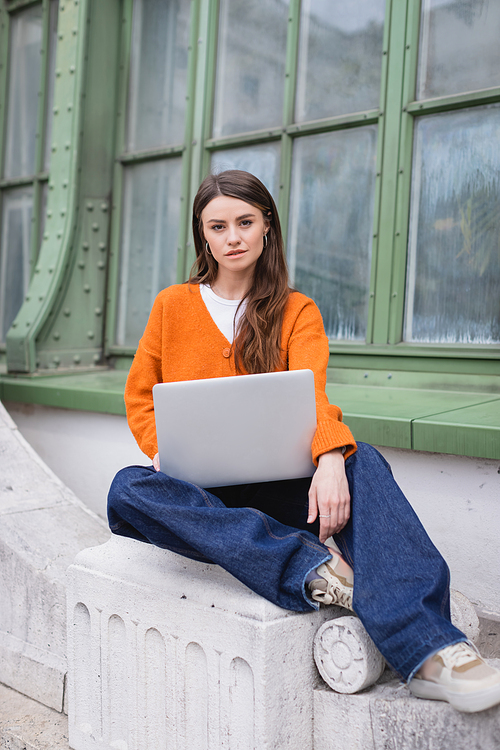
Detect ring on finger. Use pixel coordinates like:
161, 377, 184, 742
319, 513, 331, 518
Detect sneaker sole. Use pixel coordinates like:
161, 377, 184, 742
408, 676, 500, 713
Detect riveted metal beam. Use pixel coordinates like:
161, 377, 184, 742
6, 0, 121, 372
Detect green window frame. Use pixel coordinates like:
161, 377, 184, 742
0, 0, 58, 351
105, 0, 500, 381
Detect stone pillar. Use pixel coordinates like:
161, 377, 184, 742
67, 535, 340, 750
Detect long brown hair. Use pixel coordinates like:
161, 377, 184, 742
190, 170, 291, 374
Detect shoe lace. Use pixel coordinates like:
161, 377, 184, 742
439, 642, 479, 669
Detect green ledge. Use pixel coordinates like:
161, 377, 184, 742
1, 368, 499, 460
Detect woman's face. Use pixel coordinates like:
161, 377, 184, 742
201, 195, 269, 278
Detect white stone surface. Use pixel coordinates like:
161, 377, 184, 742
450, 589, 480, 643
0, 401, 109, 711
4, 402, 148, 518
67, 535, 346, 750
314, 664, 500, 750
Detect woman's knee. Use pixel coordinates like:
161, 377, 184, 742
107, 465, 154, 509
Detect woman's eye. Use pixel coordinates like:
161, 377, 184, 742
241, 220, 252, 227
211, 224, 223, 231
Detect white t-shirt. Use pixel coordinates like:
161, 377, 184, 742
200, 284, 247, 344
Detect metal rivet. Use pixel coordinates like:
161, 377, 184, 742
364, 373, 369, 378
57, 231, 62, 238
49, 183, 55, 190
392, 292, 397, 298
86, 203, 94, 211
43, 233, 49, 240
65, 142, 70, 150
73, 355, 81, 363
53, 106, 59, 115
78, 260, 85, 269
84, 284, 91, 293
388, 373, 393, 379
67, 103, 73, 111
56, 69, 61, 77
47, 210, 52, 218
87, 331, 95, 339
39, 295, 44, 301
98, 242, 106, 251
64, 308, 71, 317
100, 203, 108, 212
58, 33, 63, 40
370, 292, 375, 298
53, 332, 60, 340
48, 267, 54, 273
72, 28, 78, 35
92, 223, 99, 232
51, 144, 57, 152
93, 354, 100, 362
60, 209, 66, 216
98, 261, 105, 269
82, 242, 89, 250
53, 357, 60, 365
69, 65, 75, 74
26, 321, 31, 327
63, 180, 68, 187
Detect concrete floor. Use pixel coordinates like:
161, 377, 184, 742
0, 683, 68, 750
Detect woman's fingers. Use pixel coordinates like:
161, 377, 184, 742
153, 453, 160, 472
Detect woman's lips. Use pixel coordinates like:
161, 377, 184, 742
225, 249, 247, 257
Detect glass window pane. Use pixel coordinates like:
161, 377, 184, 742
126, 0, 191, 152
212, 0, 289, 138
3, 5, 43, 179
417, 0, 500, 100
405, 106, 500, 344
288, 127, 377, 340
295, 0, 385, 123
116, 159, 182, 347
0, 187, 34, 343
43, 0, 60, 172
210, 143, 281, 203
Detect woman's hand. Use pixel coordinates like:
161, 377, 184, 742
308, 449, 350, 543
153, 453, 161, 472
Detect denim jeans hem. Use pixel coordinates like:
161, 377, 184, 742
301, 553, 333, 611
397, 635, 469, 683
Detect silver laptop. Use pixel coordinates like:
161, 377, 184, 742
152, 369, 317, 487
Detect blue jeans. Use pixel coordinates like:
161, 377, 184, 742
107, 442, 465, 680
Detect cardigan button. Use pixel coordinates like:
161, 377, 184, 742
222, 347, 231, 358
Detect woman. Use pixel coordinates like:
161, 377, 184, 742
108, 170, 500, 714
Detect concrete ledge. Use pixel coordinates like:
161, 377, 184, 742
67, 535, 345, 750
314, 664, 500, 750
0, 401, 109, 710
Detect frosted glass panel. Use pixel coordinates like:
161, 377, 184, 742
295, 0, 385, 122
418, 0, 500, 100
126, 0, 190, 151
43, 0, 60, 172
213, 0, 289, 138
211, 143, 281, 203
405, 106, 500, 344
3, 6, 43, 179
0, 187, 33, 343
116, 159, 182, 347
288, 127, 377, 340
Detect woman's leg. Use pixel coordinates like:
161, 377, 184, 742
333, 442, 465, 681
107, 465, 330, 612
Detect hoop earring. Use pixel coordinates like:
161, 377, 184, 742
205, 241, 212, 255
263, 233, 268, 249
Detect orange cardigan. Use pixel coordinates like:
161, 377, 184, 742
125, 283, 357, 463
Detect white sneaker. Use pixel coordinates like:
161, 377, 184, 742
308, 552, 354, 611
409, 642, 500, 713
